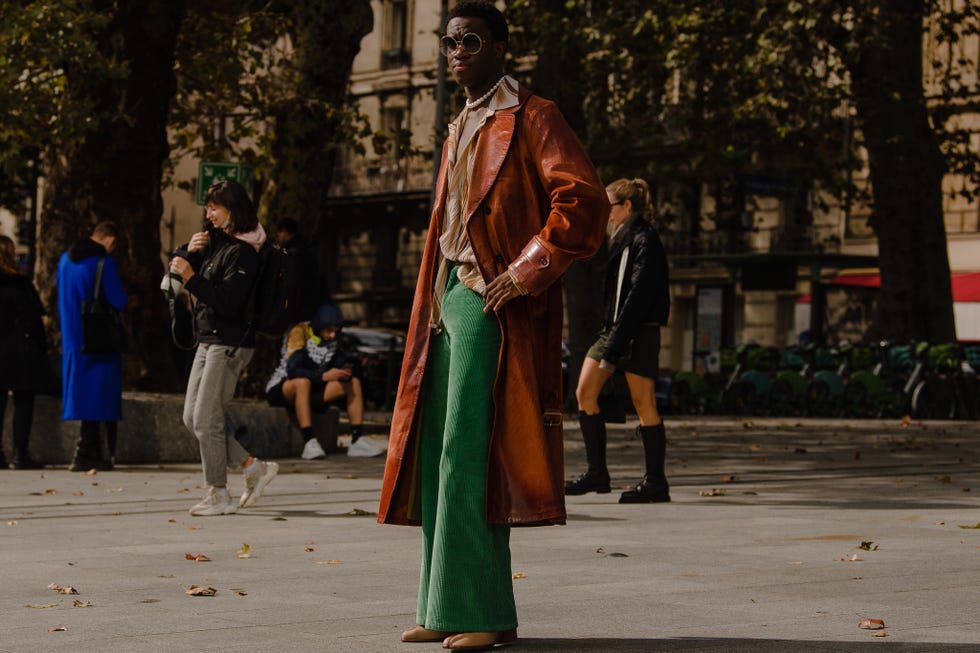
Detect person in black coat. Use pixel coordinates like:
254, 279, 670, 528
566, 178, 672, 503
275, 217, 324, 325
0, 235, 46, 469
170, 180, 279, 516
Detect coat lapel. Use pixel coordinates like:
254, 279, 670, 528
464, 109, 516, 224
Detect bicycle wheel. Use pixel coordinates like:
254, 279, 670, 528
843, 380, 874, 418
911, 378, 955, 420
768, 379, 795, 416
670, 379, 693, 415
806, 379, 836, 417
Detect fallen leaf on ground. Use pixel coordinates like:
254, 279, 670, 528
859, 541, 879, 551
237, 543, 252, 559
595, 547, 605, 555
858, 618, 885, 630
958, 522, 980, 529
48, 626, 67, 632
607, 552, 629, 557
237, 591, 248, 596
304, 547, 315, 552
838, 554, 861, 562
47, 583, 78, 595
85, 469, 98, 475
315, 560, 342, 565
699, 488, 727, 496
72, 599, 92, 608
722, 475, 736, 482
168, 518, 176, 523
185, 553, 210, 562
345, 508, 376, 516
107, 487, 124, 493
185, 585, 217, 596
25, 603, 58, 609
512, 572, 526, 579
872, 630, 888, 638
7, 521, 18, 526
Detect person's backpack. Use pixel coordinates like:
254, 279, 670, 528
247, 241, 297, 339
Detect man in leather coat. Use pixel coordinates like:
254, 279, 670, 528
378, 1, 608, 649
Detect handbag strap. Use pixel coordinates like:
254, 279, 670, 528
93, 257, 106, 301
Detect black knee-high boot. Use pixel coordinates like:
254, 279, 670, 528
619, 423, 670, 503
565, 412, 611, 495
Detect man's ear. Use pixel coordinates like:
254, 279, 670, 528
493, 41, 507, 63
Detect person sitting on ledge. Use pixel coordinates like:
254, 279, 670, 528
265, 304, 384, 458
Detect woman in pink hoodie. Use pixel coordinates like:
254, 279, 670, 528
170, 180, 278, 516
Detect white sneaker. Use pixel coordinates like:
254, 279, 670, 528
347, 437, 386, 458
301, 438, 327, 460
189, 487, 238, 516
239, 460, 279, 509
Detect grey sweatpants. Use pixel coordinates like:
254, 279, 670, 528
182, 343, 253, 487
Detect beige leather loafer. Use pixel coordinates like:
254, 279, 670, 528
401, 625, 458, 643
442, 628, 518, 651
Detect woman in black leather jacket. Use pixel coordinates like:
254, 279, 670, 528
566, 178, 672, 503
170, 180, 278, 516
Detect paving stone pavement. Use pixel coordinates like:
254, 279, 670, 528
1, 417, 978, 653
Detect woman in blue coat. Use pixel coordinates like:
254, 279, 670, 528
57, 221, 128, 471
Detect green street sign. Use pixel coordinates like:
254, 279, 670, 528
197, 161, 254, 205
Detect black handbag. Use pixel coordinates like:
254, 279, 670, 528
81, 257, 128, 354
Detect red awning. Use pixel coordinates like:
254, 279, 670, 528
797, 271, 980, 303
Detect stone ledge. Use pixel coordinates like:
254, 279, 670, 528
2, 392, 309, 465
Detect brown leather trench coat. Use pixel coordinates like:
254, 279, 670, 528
378, 86, 609, 527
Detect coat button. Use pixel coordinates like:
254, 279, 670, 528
494, 254, 504, 264
538, 257, 549, 266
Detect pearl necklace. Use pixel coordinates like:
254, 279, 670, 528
465, 76, 505, 109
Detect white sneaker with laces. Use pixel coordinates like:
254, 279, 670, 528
347, 437, 386, 458
239, 460, 279, 508
189, 487, 238, 516
301, 438, 327, 460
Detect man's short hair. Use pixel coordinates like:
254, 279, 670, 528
447, 0, 508, 45
277, 218, 300, 235
92, 221, 119, 240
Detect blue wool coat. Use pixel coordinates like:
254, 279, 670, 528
57, 242, 128, 421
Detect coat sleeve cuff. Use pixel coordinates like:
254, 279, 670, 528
507, 235, 573, 296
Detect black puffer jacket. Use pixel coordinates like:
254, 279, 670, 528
600, 214, 670, 365
0, 271, 48, 391
183, 230, 259, 347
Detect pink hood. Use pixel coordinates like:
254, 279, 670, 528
235, 223, 267, 252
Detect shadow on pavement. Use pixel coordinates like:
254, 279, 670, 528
515, 637, 980, 652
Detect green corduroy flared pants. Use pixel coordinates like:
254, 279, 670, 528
416, 269, 518, 632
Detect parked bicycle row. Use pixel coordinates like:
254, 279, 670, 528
668, 341, 980, 420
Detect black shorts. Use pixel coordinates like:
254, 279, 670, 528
265, 377, 354, 409
586, 324, 661, 379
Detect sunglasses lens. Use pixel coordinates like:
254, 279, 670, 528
439, 35, 456, 56
462, 33, 482, 54
440, 33, 483, 56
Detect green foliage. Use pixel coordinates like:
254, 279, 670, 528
0, 1, 124, 208
506, 0, 978, 211
166, 0, 379, 217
